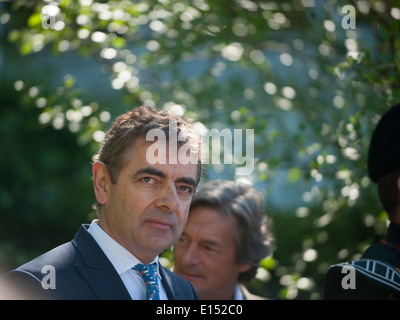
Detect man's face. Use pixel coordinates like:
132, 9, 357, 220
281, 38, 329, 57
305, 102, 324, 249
93, 137, 198, 264
173, 206, 250, 300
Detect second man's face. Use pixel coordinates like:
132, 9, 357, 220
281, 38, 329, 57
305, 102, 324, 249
173, 206, 251, 300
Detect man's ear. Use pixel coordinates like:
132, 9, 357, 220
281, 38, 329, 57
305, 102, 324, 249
238, 263, 253, 273
92, 161, 110, 206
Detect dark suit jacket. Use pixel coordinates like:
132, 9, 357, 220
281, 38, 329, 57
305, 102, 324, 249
2, 224, 199, 300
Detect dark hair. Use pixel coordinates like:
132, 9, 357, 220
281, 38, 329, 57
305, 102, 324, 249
377, 170, 400, 220
190, 179, 274, 283
92, 105, 203, 213
367, 103, 400, 221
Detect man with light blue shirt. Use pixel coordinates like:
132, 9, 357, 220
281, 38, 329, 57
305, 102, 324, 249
3, 106, 202, 300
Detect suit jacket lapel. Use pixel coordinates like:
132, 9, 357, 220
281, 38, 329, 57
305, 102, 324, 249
71, 224, 132, 300
160, 266, 179, 300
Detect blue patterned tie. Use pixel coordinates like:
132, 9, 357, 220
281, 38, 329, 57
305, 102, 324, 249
133, 263, 160, 300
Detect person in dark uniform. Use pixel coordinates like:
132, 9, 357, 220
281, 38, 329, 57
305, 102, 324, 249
363, 103, 400, 268
323, 103, 400, 299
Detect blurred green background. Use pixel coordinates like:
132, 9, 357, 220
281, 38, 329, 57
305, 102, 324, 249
1, 0, 400, 299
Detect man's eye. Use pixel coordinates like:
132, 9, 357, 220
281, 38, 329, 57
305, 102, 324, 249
142, 177, 156, 184
203, 245, 219, 254
177, 237, 188, 245
178, 185, 193, 194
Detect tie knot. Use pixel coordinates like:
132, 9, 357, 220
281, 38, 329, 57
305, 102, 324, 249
134, 262, 157, 274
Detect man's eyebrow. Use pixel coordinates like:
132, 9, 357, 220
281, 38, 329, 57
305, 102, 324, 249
131, 167, 196, 187
131, 167, 166, 179
202, 239, 220, 248
176, 177, 196, 188
180, 232, 219, 247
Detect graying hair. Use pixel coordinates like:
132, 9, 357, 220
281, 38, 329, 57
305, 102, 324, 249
189, 179, 274, 283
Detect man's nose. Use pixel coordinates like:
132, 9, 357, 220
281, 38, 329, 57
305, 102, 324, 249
155, 182, 180, 212
181, 243, 200, 265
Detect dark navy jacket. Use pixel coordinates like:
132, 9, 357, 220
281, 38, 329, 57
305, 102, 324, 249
2, 224, 198, 300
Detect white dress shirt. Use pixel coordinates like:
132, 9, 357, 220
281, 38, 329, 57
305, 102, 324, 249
88, 219, 168, 300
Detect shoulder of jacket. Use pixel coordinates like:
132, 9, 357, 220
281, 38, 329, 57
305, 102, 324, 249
362, 242, 400, 265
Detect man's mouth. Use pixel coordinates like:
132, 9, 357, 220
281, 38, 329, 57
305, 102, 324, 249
177, 269, 203, 281
146, 218, 173, 230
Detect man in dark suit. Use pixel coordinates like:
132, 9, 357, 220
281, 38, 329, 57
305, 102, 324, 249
3, 106, 202, 300
173, 179, 275, 300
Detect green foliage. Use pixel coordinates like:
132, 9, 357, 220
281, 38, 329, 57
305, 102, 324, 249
1, 0, 399, 299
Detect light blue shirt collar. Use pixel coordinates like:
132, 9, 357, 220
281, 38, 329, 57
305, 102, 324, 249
234, 284, 244, 300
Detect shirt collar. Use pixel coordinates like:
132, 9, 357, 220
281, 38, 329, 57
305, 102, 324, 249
88, 219, 162, 279
233, 283, 244, 300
